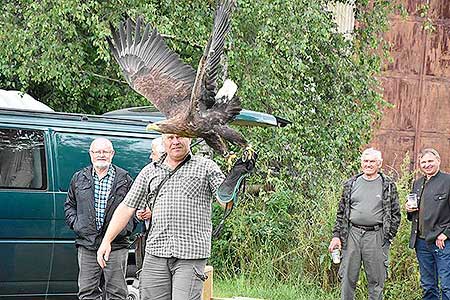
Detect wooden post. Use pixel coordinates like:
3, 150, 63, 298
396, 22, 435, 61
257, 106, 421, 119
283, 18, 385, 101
202, 265, 214, 300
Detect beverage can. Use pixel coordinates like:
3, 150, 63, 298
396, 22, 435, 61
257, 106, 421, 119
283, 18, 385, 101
331, 248, 341, 264
407, 193, 418, 209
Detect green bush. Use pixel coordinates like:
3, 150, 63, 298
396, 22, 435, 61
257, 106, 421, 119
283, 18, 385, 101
2, 0, 420, 298
212, 153, 423, 299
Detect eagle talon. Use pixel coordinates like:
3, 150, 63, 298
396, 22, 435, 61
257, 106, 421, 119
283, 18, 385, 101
225, 152, 237, 171
242, 145, 255, 162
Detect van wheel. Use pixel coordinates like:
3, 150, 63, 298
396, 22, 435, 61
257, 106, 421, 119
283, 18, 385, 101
127, 278, 139, 300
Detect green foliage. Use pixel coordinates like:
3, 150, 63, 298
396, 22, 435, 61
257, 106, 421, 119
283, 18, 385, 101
416, 3, 436, 33
1, 0, 418, 298
1, 0, 153, 113
383, 153, 421, 299
212, 0, 391, 280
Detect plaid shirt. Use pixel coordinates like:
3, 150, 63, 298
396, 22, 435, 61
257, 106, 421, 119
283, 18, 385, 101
93, 165, 115, 230
123, 155, 225, 259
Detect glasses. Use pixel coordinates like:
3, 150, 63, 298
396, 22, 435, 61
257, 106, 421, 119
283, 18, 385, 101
90, 150, 113, 156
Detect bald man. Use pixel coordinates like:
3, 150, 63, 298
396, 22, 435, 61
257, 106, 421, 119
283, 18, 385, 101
64, 138, 134, 300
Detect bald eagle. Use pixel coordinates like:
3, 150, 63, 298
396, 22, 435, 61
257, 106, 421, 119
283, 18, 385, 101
107, 0, 253, 159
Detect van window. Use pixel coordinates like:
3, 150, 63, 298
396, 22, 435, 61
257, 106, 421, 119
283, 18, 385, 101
0, 128, 47, 189
54, 132, 153, 191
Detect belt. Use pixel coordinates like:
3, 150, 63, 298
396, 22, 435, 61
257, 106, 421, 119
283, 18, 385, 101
351, 223, 382, 231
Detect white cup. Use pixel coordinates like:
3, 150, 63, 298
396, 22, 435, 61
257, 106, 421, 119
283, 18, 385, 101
331, 248, 341, 264
407, 193, 418, 209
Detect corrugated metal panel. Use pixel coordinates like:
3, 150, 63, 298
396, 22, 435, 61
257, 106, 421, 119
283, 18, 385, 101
371, 0, 450, 172
328, 1, 355, 38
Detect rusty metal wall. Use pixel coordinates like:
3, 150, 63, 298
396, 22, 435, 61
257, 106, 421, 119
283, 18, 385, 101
370, 0, 450, 173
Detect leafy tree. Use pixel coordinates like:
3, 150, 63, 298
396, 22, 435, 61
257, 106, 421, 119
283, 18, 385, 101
2, 0, 412, 297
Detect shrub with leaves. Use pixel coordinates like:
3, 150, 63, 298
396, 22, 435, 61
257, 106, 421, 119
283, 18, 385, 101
1, 0, 420, 298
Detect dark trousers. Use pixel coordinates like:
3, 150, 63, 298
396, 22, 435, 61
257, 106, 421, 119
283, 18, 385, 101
139, 255, 207, 300
77, 247, 128, 300
416, 238, 450, 300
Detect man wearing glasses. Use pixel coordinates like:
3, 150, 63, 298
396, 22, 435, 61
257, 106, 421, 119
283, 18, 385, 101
64, 137, 134, 300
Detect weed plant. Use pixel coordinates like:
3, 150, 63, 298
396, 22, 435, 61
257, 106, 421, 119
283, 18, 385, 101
211, 154, 423, 299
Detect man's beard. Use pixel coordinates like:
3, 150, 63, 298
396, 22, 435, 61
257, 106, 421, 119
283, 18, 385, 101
94, 161, 110, 169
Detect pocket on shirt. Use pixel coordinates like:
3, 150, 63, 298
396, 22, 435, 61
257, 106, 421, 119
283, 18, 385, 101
434, 193, 448, 201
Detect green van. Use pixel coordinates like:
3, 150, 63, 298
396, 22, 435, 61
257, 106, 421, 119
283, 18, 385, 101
0, 107, 288, 299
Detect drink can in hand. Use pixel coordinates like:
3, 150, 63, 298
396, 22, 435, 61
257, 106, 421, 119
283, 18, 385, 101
407, 193, 418, 209
331, 248, 341, 264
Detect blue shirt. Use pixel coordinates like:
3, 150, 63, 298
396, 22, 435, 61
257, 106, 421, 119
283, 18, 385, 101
93, 165, 115, 230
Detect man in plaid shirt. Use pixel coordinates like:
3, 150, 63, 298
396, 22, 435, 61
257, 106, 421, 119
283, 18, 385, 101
64, 138, 134, 300
97, 134, 225, 300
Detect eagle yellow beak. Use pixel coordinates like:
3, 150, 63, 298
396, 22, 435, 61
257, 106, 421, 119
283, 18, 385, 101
146, 123, 161, 132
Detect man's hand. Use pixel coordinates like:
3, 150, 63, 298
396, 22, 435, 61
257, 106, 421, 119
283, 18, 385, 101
97, 241, 111, 269
436, 233, 447, 250
328, 237, 342, 253
136, 207, 152, 221
405, 202, 419, 213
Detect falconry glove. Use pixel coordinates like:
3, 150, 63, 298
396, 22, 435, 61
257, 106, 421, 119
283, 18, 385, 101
217, 152, 258, 205
213, 153, 257, 238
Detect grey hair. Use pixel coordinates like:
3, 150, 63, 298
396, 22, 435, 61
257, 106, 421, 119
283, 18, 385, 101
89, 137, 114, 151
152, 137, 165, 155
361, 147, 382, 162
418, 148, 440, 161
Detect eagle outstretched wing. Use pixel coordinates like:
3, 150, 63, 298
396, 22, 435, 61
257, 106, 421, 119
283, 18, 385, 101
107, 17, 196, 119
190, 0, 236, 114
107, 0, 251, 158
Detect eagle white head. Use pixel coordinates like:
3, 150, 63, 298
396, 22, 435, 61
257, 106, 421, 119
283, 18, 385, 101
215, 79, 237, 102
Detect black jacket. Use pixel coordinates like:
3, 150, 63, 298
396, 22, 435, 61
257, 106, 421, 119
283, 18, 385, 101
64, 165, 134, 251
332, 172, 401, 249
408, 171, 450, 248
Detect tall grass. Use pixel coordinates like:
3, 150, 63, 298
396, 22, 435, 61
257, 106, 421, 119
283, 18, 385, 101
211, 154, 423, 299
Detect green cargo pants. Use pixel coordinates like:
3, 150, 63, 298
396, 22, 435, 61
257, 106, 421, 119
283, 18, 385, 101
339, 225, 390, 300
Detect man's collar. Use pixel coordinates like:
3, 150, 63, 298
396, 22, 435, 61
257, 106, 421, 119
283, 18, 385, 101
92, 164, 114, 178
356, 171, 383, 178
153, 153, 168, 166
362, 173, 381, 181
425, 170, 441, 181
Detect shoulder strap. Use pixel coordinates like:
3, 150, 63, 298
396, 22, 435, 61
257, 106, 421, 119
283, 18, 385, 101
146, 153, 192, 204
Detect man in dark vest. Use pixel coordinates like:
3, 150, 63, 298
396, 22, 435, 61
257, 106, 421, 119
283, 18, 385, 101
329, 147, 401, 300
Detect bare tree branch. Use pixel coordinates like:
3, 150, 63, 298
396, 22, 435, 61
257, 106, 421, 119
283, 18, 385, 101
81, 70, 127, 85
